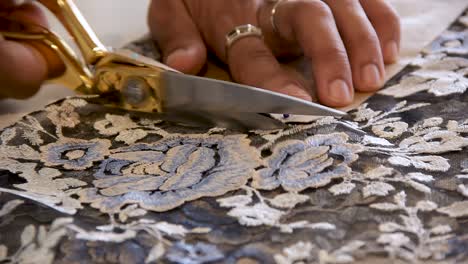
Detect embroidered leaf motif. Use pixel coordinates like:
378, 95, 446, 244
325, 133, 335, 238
388, 156, 412, 167
0, 145, 41, 160
377, 232, 411, 247
12, 218, 72, 264
363, 182, 395, 198
20, 225, 36, 247
94, 114, 138, 136
416, 201, 438, 212
370, 203, 401, 212
389, 155, 450, 172
0, 158, 85, 215
372, 191, 454, 261
437, 201, 468, 218
118, 204, 147, 222
319, 240, 366, 264
0, 128, 16, 145
115, 129, 148, 145
458, 184, 468, 197
274, 241, 314, 264
354, 101, 429, 128
69, 225, 137, 243
407, 180, 431, 193
0, 187, 78, 215
399, 131, 468, 154
362, 135, 393, 146
145, 242, 165, 263
279, 221, 336, 233
328, 182, 356, 195
408, 172, 434, 182
365, 166, 393, 179
16, 114, 57, 146
154, 222, 190, 237
379, 222, 405, 233
0, 245, 7, 261
227, 203, 284, 227
430, 225, 452, 235
217, 195, 252, 208
0, 199, 24, 218
380, 55, 468, 98
353, 103, 381, 122
268, 193, 309, 209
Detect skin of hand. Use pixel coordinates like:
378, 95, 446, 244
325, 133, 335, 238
148, 0, 401, 107
0, 0, 63, 99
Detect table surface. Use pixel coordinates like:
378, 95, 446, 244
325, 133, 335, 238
0, 0, 467, 129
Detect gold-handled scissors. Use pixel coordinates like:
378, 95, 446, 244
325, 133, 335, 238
0, 0, 345, 130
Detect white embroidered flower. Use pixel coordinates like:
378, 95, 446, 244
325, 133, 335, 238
227, 203, 284, 227
399, 131, 468, 154
94, 114, 150, 145
372, 121, 408, 139
380, 55, 468, 98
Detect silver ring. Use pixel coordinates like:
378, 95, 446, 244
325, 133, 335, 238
225, 24, 263, 55
270, 0, 287, 34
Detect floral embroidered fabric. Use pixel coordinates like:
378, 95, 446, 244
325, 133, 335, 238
1, 10, 468, 264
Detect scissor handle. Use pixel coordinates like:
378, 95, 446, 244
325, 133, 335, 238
0, 0, 109, 90
0, 0, 107, 66
0, 17, 95, 90
0, 0, 181, 113
36, 0, 108, 65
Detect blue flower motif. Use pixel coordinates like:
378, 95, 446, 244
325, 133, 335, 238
40, 138, 111, 170
78, 135, 261, 213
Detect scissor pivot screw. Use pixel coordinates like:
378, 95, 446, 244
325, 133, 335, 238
121, 77, 151, 107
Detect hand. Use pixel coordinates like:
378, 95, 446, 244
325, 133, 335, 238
148, 0, 401, 107
0, 1, 63, 99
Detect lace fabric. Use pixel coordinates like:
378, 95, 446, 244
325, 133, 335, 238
0, 10, 468, 264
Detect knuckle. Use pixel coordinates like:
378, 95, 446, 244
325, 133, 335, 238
230, 38, 275, 63
352, 31, 380, 48
294, 0, 333, 19
335, 0, 361, 10
316, 46, 349, 64
370, 6, 401, 35
245, 46, 275, 61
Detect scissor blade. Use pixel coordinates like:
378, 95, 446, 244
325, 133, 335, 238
159, 110, 286, 130
160, 72, 346, 116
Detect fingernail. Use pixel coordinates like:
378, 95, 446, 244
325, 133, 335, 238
361, 64, 382, 89
328, 79, 351, 103
385, 41, 399, 61
283, 84, 312, 101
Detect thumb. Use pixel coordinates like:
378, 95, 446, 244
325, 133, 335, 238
148, 0, 206, 75
0, 2, 64, 99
